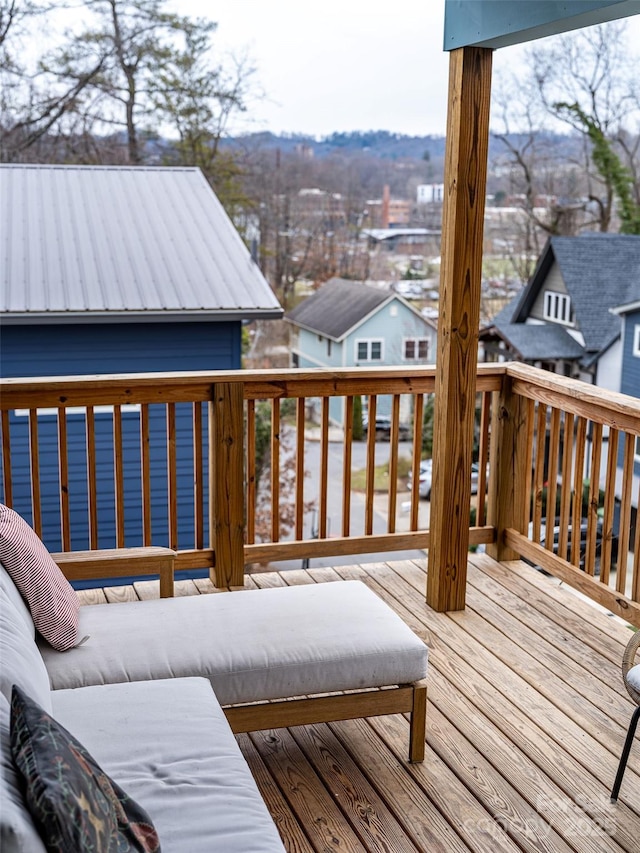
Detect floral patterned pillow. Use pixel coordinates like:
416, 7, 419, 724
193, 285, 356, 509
10, 685, 161, 853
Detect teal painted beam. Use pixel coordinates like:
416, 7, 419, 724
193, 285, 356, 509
444, 0, 640, 49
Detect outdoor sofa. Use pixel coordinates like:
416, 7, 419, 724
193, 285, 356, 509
0, 504, 429, 851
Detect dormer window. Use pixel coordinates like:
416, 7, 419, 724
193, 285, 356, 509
543, 291, 572, 325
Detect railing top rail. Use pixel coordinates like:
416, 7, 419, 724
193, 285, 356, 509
0, 364, 506, 409
506, 363, 640, 434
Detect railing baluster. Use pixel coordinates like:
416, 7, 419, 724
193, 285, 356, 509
365, 395, 377, 536
193, 402, 204, 550
271, 400, 280, 543
600, 427, 619, 585
167, 403, 177, 550
387, 394, 400, 534
28, 409, 42, 537
140, 404, 151, 546
545, 408, 561, 548
86, 407, 98, 549
409, 393, 424, 532
319, 397, 329, 539
584, 422, 603, 576
57, 408, 71, 551
1, 410, 12, 506
113, 405, 125, 548
342, 397, 353, 537
557, 412, 574, 561
246, 400, 256, 545
476, 391, 491, 527
295, 398, 305, 541
524, 397, 535, 509
616, 433, 635, 596
532, 403, 547, 545
571, 417, 587, 567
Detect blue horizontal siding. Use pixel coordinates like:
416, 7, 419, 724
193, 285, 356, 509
620, 310, 640, 477
1, 321, 241, 580
1, 321, 241, 375
5, 396, 211, 558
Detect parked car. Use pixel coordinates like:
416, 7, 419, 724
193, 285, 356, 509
471, 462, 481, 495
533, 517, 618, 574
410, 459, 485, 500
407, 459, 433, 499
363, 415, 411, 442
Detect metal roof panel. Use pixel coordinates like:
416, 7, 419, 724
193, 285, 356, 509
0, 165, 282, 321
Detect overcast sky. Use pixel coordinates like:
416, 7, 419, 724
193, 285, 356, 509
171, 0, 463, 137
169, 2, 640, 139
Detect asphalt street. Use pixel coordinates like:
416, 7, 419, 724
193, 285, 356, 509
267, 436, 430, 572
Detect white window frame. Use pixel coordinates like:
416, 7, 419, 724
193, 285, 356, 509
403, 337, 429, 361
633, 324, 640, 357
543, 290, 572, 325
354, 338, 384, 363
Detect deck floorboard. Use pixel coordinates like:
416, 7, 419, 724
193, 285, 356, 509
85, 555, 639, 852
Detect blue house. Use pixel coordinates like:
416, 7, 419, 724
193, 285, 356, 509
286, 278, 437, 426
0, 164, 283, 564
611, 299, 640, 501
482, 234, 640, 393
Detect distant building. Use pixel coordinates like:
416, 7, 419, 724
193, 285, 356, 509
361, 228, 441, 255
286, 278, 437, 425
367, 185, 412, 228
417, 184, 445, 204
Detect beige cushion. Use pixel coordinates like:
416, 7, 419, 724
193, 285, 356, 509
627, 663, 640, 693
0, 588, 53, 713
51, 678, 286, 853
41, 581, 428, 705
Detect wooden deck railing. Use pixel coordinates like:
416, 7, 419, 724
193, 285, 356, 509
1, 364, 639, 623
487, 363, 640, 625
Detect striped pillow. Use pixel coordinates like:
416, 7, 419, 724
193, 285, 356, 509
0, 505, 79, 651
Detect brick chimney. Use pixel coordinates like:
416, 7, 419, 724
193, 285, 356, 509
381, 184, 390, 229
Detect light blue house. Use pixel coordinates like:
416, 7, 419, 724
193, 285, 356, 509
286, 278, 437, 426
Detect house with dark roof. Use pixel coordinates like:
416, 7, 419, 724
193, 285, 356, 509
610, 299, 640, 493
611, 299, 640, 402
481, 234, 640, 392
0, 164, 283, 561
286, 278, 437, 426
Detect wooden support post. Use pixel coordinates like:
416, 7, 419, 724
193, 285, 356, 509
427, 47, 492, 612
210, 382, 245, 588
486, 376, 532, 562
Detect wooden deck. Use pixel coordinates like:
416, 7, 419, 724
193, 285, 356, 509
77, 554, 640, 853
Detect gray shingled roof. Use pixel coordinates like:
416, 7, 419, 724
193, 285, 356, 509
0, 164, 282, 323
543, 234, 639, 353
286, 278, 392, 340
493, 234, 640, 362
494, 322, 585, 361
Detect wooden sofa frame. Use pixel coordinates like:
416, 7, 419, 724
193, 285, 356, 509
53, 547, 427, 763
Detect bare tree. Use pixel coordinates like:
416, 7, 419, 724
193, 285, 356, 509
1, 0, 256, 175
492, 20, 640, 235
0, 1, 104, 161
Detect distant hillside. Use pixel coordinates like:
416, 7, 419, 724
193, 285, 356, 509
222, 130, 447, 161
222, 129, 582, 164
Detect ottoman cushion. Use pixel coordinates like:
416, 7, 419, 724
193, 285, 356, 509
41, 581, 428, 705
